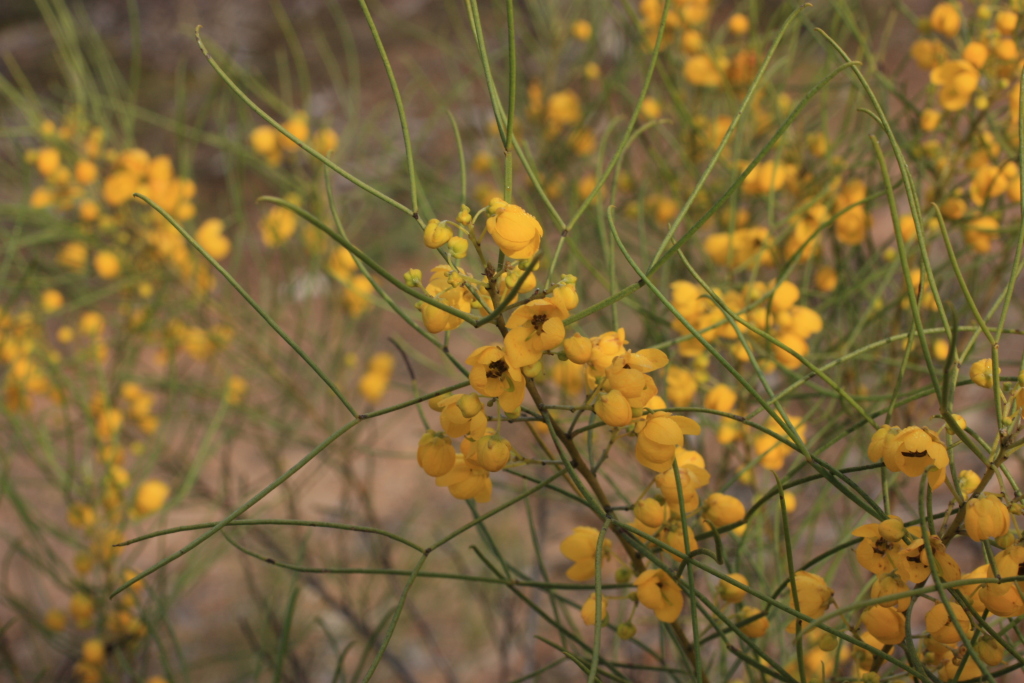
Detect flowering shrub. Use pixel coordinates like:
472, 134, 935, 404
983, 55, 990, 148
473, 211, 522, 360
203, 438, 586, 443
6, 0, 1024, 681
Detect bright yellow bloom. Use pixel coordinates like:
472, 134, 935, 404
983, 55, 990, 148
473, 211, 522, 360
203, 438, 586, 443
545, 89, 582, 133
57, 241, 89, 271
504, 298, 569, 367
225, 375, 248, 406
417, 431, 456, 477
475, 434, 511, 472
979, 545, 1024, 617
581, 592, 607, 625
570, 19, 593, 41
634, 411, 701, 471
250, 125, 279, 157
969, 358, 995, 388
718, 573, 749, 603
134, 480, 171, 515
703, 492, 745, 528
486, 202, 543, 259
435, 452, 491, 502
929, 60, 979, 112
312, 127, 339, 155
871, 574, 911, 612
40, 288, 65, 313
868, 424, 949, 489
787, 571, 833, 633
965, 493, 1010, 541
925, 602, 972, 644
655, 448, 710, 513
560, 526, 612, 582
852, 521, 906, 575
861, 605, 905, 645
896, 535, 960, 584
81, 637, 106, 665
259, 199, 300, 248
737, 606, 768, 637
595, 389, 634, 427
563, 333, 592, 364
929, 2, 961, 37
196, 218, 232, 260
635, 569, 684, 622
466, 345, 526, 413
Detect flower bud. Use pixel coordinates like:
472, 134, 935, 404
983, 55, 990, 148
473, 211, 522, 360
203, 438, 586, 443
958, 470, 981, 496
878, 516, 905, 543
718, 573, 749, 603
616, 622, 637, 640
614, 567, 633, 584
423, 219, 453, 248
476, 435, 511, 472
522, 360, 543, 378
969, 358, 995, 388
595, 390, 633, 427
448, 236, 469, 259
634, 498, 667, 528
703, 493, 745, 528
737, 606, 768, 637
563, 333, 593, 364
416, 431, 456, 476
404, 268, 423, 287
818, 632, 839, 651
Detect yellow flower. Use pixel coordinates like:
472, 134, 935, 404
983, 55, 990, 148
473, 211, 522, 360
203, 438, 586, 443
570, 19, 593, 41
813, 266, 838, 293
718, 573, 749, 603
965, 493, 1010, 541
635, 411, 701, 472
655, 448, 710, 513
563, 333, 593, 364
196, 218, 232, 260
416, 431, 456, 477
250, 125, 278, 156
40, 288, 65, 313
259, 200, 300, 248
589, 328, 629, 370
504, 298, 569, 367
560, 526, 612, 582
81, 637, 106, 665
595, 389, 634, 427
545, 89, 582, 133
737, 606, 768, 637
57, 241, 89, 271
727, 12, 750, 35
871, 574, 911, 612
896, 535, 960, 584
969, 358, 995, 388
92, 250, 121, 280
703, 384, 737, 413
278, 111, 310, 152
929, 2, 961, 37
852, 522, 906, 575
466, 345, 526, 413
861, 605, 905, 645
634, 569, 684, 622
703, 492, 745, 528
633, 498, 668, 530
224, 375, 248, 406
312, 127, 339, 155
787, 571, 833, 633
979, 545, 1024, 617
833, 178, 870, 245
134, 480, 171, 515
475, 434, 512, 472
581, 593, 607, 625
954, 468, 983, 499
683, 54, 723, 88
486, 202, 543, 259
925, 602, 972, 644
422, 218, 453, 249
102, 170, 137, 206
435, 453, 491, 502
929, 60, 979, 112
